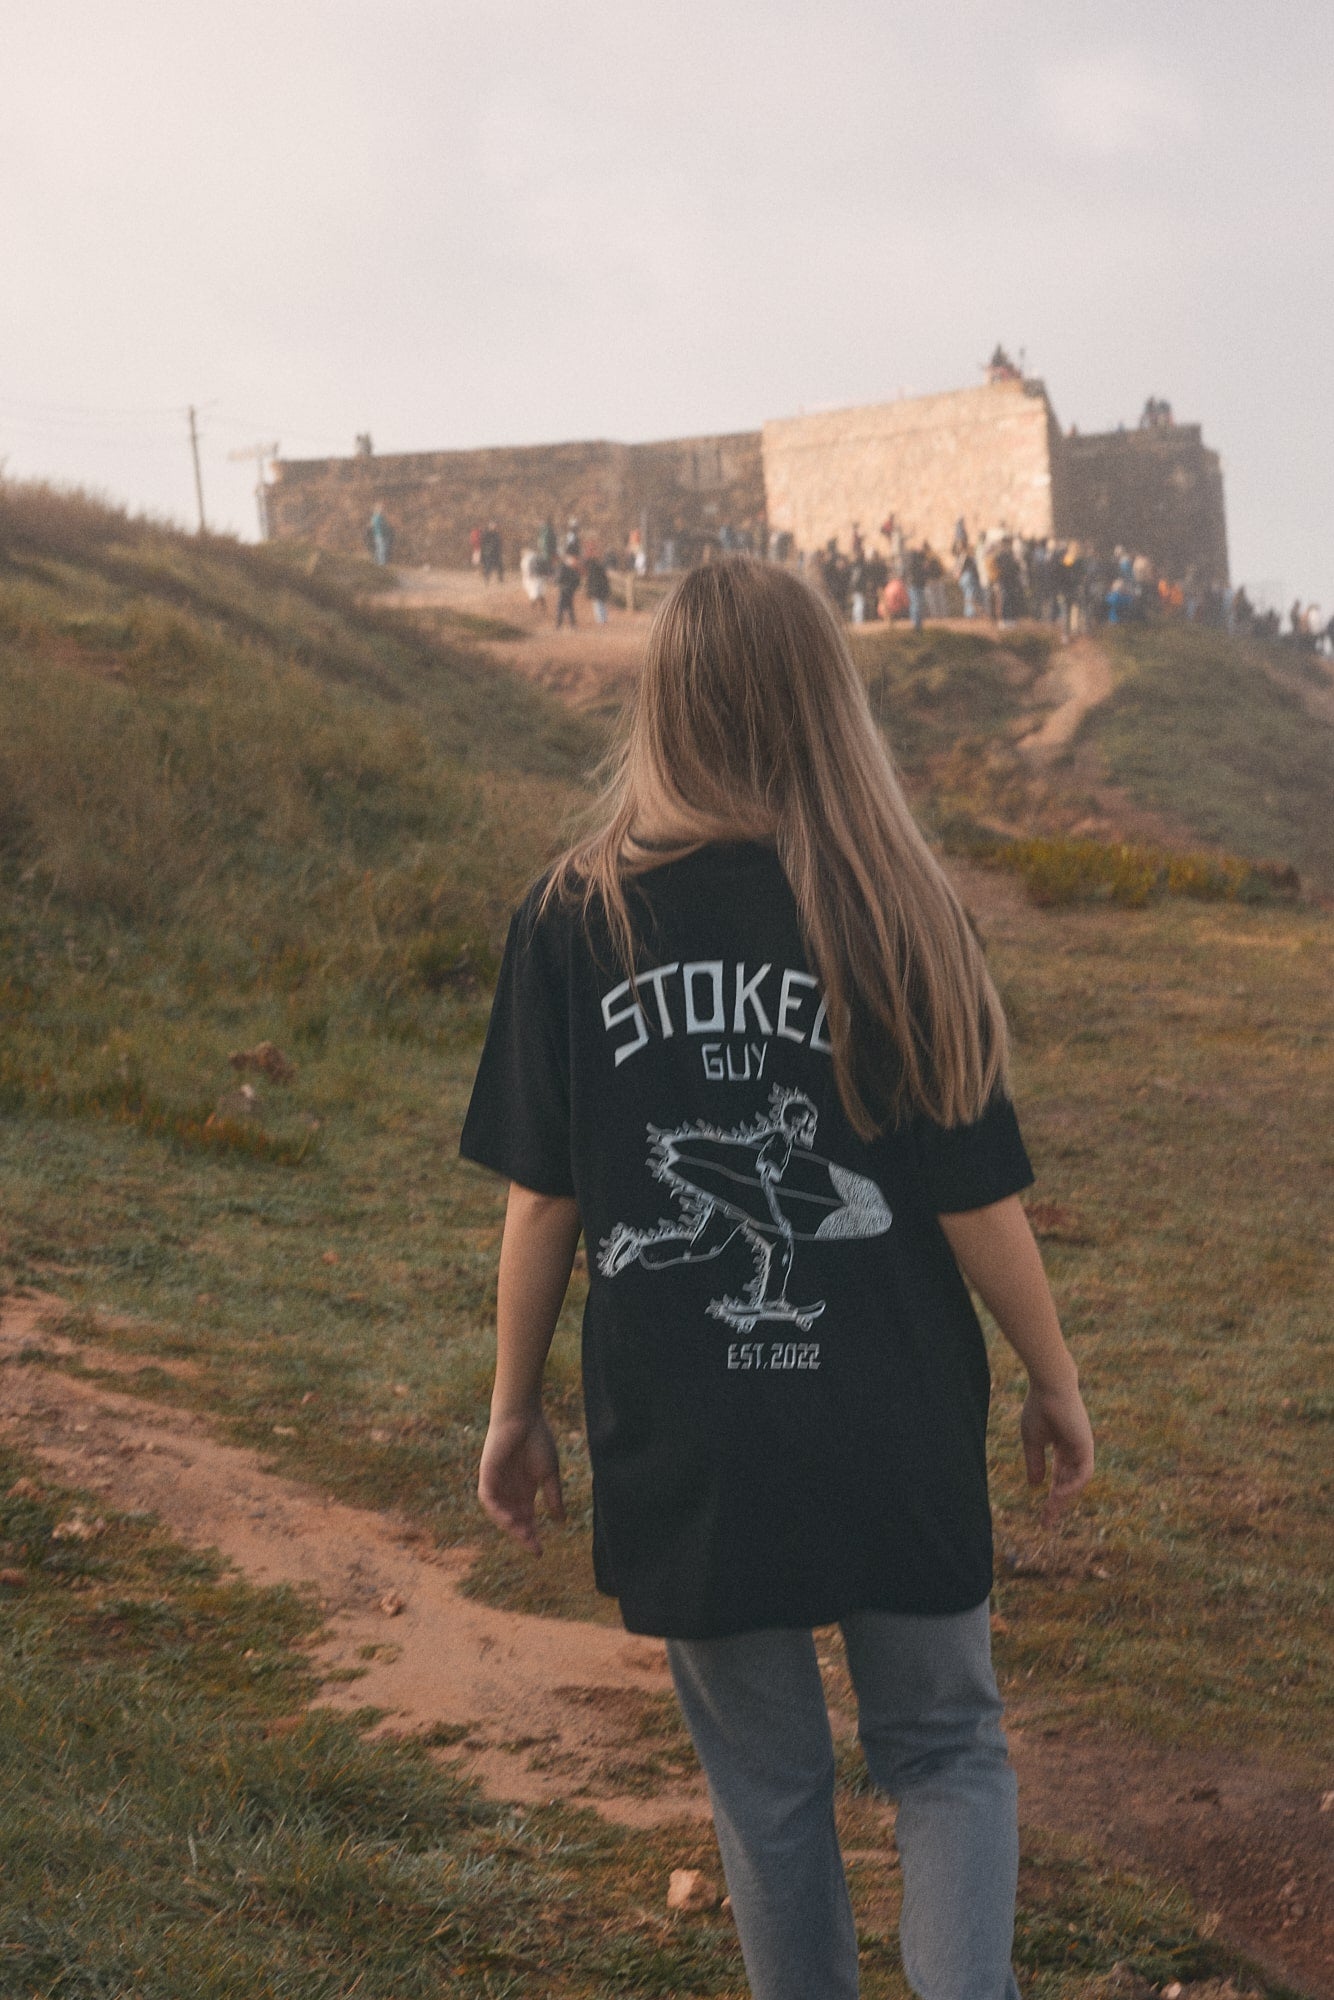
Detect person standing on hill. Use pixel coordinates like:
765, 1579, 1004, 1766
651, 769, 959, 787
991, 541, 1024, 627
461, 557, 1094, 2000
481, 521, 504, 584
922, 545, 947, 620
519, 545, 548, 617
540, 517, 558, 569
848, 551, 869, 624
555, 551, 581, 628
366, 506, 394, 566
584, 549, 612, 625
904, 543, 927, 630
957, 544, 982, 619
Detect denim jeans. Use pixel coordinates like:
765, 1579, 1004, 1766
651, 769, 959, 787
908, 584, 925, 630
667, 1602, 1020, 2000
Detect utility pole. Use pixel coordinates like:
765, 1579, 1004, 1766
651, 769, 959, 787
227, 441, 280, 540
187, 405, 207, 533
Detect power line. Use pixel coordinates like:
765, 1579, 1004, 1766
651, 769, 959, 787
0, 392, 187, 420
0, 392, 344, 456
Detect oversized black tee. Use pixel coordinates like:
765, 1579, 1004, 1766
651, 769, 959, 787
459, 843, 1034, 1639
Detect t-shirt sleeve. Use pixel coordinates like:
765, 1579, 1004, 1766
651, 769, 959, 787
459, 895, 575, 1198
913, 1089, 1034, 1214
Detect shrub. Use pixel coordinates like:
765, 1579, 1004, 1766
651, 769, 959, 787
952, 831, 1300, 909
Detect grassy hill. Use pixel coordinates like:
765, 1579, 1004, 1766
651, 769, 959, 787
848, 618, 1334, 894
0, 495, 1330, 1995
1089, 624, 1334, 891
0, 483, 601, 1153
0, 482, 595, 931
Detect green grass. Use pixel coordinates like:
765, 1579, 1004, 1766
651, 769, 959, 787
0, 1447, 1280, 1998
402, 601, 531, 643
0, 478, 596, 944
1090, 626, 1334, 891
852, 622, 1056, 795
2, 892, 1328, 1768
984, 895, 1331, 1757
0, 1444, 744, 1997
850, 619, 1334, 894
0, 479, 599, 1178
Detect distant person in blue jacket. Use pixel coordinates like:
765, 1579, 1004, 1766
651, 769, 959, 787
367, 507, 394, 567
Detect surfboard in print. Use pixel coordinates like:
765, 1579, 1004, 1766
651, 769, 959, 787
597, 1086, 892, 1333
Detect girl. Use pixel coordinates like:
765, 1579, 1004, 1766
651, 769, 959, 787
460, 557, 1094, 2000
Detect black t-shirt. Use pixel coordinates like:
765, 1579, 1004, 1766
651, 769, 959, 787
459, 843, 1033, 1639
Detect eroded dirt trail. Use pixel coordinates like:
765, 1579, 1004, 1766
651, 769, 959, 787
1019, 634, 1115, 761
2, 1297, 1330, 1996
0, 1296, 695, 1826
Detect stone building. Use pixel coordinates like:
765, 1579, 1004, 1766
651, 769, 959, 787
266, 431, 765, 572
265, 374, 1228, 584
761, 378, 1059, 559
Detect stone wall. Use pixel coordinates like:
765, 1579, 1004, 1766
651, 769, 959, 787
266, 381, 1229, 586
1052, 425, 1229, 584
626, 432, 766, 556
265, 430, 765, 568
761, 379, 1060, 557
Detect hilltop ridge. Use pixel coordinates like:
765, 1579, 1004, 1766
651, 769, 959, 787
0, 482, 597, 951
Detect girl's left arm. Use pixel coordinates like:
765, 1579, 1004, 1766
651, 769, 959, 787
938, 1194, 1094, 1526
478, 1181, 582, 1555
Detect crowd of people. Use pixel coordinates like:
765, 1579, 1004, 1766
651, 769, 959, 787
506, 516, 628, 627
805, 515, 1251, 638
365, 503, 1328, 652
804, 516, 1330, 648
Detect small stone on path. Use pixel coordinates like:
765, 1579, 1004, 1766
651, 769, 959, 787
667, 1867, 719, 1915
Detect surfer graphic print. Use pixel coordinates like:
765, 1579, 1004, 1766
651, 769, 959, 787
598, 1085, 893, 1333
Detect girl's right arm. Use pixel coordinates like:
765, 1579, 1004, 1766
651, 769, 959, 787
937, 1194, 1094, 1526
478, 1181, 582, 1555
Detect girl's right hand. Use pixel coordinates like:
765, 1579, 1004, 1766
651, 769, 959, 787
478, 1409, 566, 1555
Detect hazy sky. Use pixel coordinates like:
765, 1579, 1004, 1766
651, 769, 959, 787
4, 1, 1331, 607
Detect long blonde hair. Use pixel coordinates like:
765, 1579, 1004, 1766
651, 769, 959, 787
545, 557, 1008, 1136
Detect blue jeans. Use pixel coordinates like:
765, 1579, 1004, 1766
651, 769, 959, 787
908, 585, 925, 630
668, 1602, 1020, 2000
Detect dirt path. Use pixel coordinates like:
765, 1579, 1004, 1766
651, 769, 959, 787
3, 1299, 1330, 1996
387, 566, 648, 714
1019, 635, 1116, 761
0, 1295, 694, 1826
1259, 650, 1334, 730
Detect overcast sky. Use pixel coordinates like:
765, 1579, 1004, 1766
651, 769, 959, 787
4, 1, 1330, 607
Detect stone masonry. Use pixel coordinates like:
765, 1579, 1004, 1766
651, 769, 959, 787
266, 377, 1228, 584
761, 378, 1060, 559
1054, 422, 1228, 583
266, 432, 765, 571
